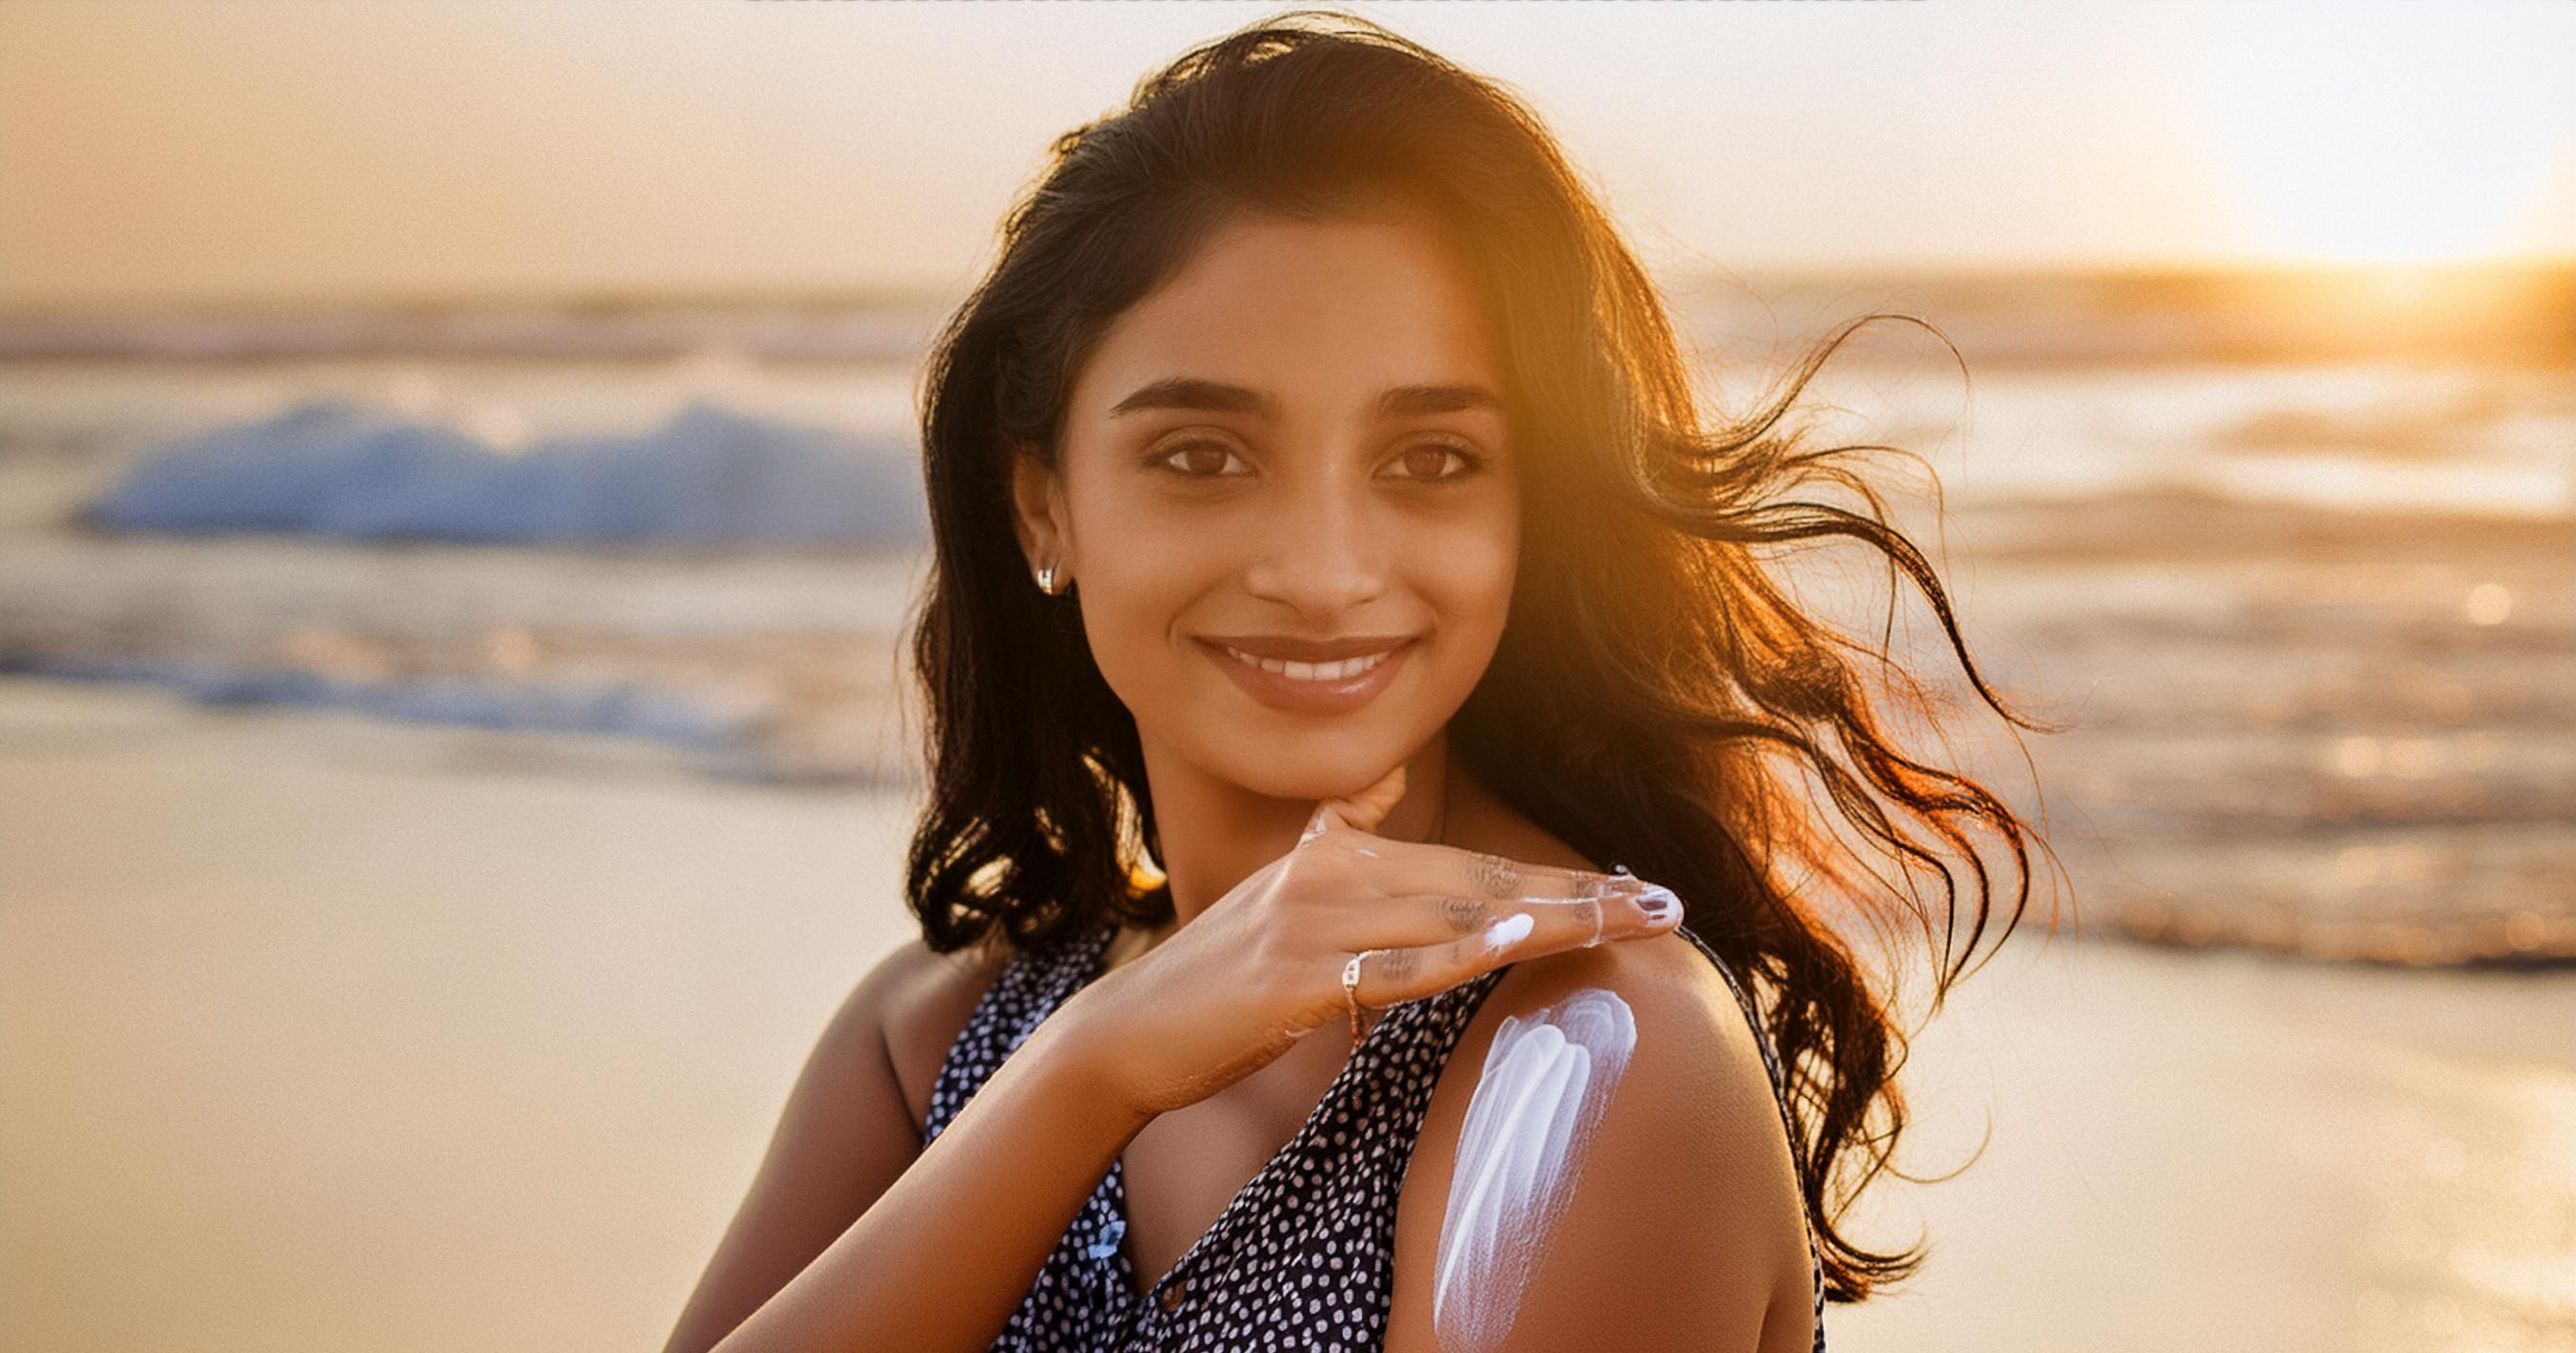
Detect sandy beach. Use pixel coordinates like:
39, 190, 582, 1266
8, 1, 2573, 1345
3, 675, 2569, 1353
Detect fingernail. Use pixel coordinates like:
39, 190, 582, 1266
1484, 912, 1535, 953
1634, 883, 1681, 928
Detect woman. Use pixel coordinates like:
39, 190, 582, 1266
665, 12, 2058, 1353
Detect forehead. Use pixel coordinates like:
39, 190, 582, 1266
1070, 207, 1506, 419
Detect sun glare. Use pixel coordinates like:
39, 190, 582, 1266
2203, 2, 2574, 264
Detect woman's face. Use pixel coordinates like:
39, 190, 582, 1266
1017, 205, 1520, 802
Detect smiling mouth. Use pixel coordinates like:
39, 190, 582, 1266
1213, 641, 1408, 683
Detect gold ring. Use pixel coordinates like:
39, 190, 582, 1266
1343, 950, 1378, 1043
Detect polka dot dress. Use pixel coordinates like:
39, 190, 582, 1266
921, 917, 1828, 1351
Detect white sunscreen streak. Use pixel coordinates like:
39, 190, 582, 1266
1432, 987, 1637, 1353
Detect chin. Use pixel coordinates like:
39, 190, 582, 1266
1204, 733, 1415, 805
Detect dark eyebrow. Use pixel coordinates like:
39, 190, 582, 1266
1107, 378, 1506, 422
1109, 378, 1279, 421
1377, 382, 1506, 420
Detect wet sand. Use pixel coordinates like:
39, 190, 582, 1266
3, 676, 2570, 1353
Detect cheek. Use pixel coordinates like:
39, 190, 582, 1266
1065, 495, 1223, 681
1423, 506, 1520, 634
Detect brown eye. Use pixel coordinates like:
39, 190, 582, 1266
1148, 440, 1250, 478
1392, 441, 1484, 482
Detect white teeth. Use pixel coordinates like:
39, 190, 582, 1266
1221, 644, 1398, 682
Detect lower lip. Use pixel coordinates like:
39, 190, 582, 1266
1200, 638, 1416, 716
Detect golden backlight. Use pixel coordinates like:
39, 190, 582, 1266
2206, 2, 2574, 264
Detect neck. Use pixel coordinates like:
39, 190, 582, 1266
1139, 731, 1460, 932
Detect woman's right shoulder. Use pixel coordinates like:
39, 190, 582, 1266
859, 932, 1019, 1139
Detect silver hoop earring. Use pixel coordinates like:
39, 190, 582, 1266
1036, 562, 1057, 595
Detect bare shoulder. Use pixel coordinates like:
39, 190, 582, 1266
863, 931, 1017, 1138
1385, 931, 1817, 1353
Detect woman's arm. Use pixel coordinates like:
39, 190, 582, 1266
686, 988, 1145, 1353
658, 938, 1136, 1353
1386, 938, 1814, 1353
667, 762, 1673, 1351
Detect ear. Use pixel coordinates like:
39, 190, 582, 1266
1006, 439, 1073, 586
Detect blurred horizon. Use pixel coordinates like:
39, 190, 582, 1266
5, 260, 2570, 376
4, 255, 2573, 316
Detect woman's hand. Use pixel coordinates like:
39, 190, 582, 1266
1054, 763, 1684, 1120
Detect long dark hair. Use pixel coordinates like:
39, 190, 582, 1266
902, 10, 2069, 1302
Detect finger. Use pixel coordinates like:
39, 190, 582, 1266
1336, 883, 1685, 1010
1337, 921, 1585, 1011
1476, 878, 1684, 954
1354, 837, 1644, 906
1335, 885, 1677, 951
1303, 761, 1409, 842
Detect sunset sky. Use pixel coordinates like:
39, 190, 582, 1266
4, 0, 2572, 309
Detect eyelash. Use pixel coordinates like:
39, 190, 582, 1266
1144, 438, 1488, 483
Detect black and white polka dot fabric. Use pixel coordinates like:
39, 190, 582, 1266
920, 917, 1828, 1351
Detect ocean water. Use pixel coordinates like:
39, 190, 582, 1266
0, 279, 2568, 964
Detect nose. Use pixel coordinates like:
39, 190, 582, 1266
1240, 461, 1390, 619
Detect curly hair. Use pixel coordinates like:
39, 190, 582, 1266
900, 9, 2073, 1301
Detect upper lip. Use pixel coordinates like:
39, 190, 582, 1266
1203, 634, 1417, 662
